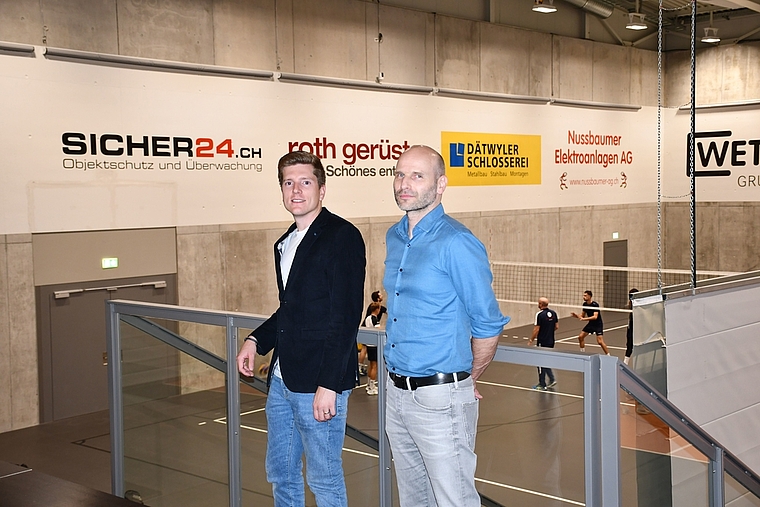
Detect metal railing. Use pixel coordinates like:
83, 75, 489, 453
106, 299, 760, 507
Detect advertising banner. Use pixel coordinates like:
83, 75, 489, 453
663, 108, 760, 201
0, 47, 710, 234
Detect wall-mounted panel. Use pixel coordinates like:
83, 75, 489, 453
32, 228, 177, 286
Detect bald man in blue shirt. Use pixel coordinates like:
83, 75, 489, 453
383, 145, 510, 507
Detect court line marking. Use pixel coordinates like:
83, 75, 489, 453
218, 416, 380, 457
222, 387, 645, 505
478, 381, 583, 399
475, 477, 585, 506
552, 337, 625, 351
512, 323, 627, 351
478, 380, 636, 409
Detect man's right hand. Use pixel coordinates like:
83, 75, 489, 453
236, 339, 257, 376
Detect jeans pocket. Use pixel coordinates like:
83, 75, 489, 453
412, 384, 452, 411
463, 399, 479, 450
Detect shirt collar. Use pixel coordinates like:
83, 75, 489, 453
395, 203, 445, 239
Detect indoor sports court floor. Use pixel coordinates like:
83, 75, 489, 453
0, 313, 686, 507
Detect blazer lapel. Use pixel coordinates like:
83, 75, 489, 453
282, 209, 329, 293
274, 224, 296, 295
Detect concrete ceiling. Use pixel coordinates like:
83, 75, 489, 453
380, 0, 760, 51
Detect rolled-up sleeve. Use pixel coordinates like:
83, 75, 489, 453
445, 232, 510, 338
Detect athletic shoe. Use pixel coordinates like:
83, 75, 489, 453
532, 384, 546, 391
546, 380, 557, 388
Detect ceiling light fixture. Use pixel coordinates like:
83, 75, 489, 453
701, 12, 720, 43
625, 12, 647, 30
532, 0, 557, 13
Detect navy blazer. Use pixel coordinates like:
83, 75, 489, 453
253, 208, 366, 393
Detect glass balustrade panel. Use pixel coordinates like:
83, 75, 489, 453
120, 318, 230, 507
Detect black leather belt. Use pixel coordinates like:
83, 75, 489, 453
389, 371, 470, 391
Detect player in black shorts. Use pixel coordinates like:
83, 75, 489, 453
571, 290, 610, 355
528, 297, 558, 390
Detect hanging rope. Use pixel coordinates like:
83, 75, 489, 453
689, 0, 697, 291
656, 0, 663, 293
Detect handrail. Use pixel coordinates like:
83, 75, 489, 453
113, 308, 506, 507
619, 362, 760, 499
106, 299, 760, 507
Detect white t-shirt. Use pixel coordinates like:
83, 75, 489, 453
272, 225, 310, 379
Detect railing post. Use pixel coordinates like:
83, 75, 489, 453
227, 318, 242, 507
106, 301, 125, 498
599, 355, 621, 507
709, 446, 725, 507
377, 331, 393, 507
584, 355, 602, 507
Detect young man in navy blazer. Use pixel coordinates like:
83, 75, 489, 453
237, 151, 366, 507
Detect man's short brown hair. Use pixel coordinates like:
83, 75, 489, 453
277, 151, 326, 187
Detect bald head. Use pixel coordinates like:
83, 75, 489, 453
399, 145, 446, 179
538, 297, 549, 309
393, 145, 448, 222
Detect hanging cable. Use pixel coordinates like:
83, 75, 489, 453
689, 0, 697, 291
657, 0, 663, 293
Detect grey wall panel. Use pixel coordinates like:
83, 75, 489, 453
665, 283, 760, 473
0, 236, 10, 431
592, 44, 631, 105
718, 204, 760, 273
275, 0, 295, 73
480, 23, 552, 97
364, 216, 399, 303
4, 236, 37, 431
33, 228, 178, 287
630, 48, 658, 107
39, 0, 118, 53
435, 15, 480, 91
553, 36, 594, 102
212, 0, 277, 71
176, 225, 224, 311
703, 405, 760, 463
292, 0, 367, 79
0, 0, 44, 45
665, 42, 760, 107
664, 202, 760, 273
482, 209, 561, 264
378, 4, 433, 87
219, 226, 281, 316
116, 0, 214, 63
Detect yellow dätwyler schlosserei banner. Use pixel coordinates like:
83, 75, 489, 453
441, 131, 542, 186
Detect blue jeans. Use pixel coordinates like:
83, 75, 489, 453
385, 375, 480, 507
265, 376, 350, 507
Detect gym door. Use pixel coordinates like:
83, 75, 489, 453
37, 275, 177, 422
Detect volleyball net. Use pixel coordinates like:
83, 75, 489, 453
491, 261, 740, 315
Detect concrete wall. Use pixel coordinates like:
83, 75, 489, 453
0, 0, 659, 105
665, 42, 760, 107
0, 235, 37, 432
1, 0, 759, 430
1, 199, 757, 430
2, 1, 756, 108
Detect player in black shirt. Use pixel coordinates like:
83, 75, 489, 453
571, 290, 610, 354
529, 297, 558, 390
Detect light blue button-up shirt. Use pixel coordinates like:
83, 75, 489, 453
383, 204, 510, 377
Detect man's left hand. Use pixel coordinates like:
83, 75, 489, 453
313, 387, 337, 422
